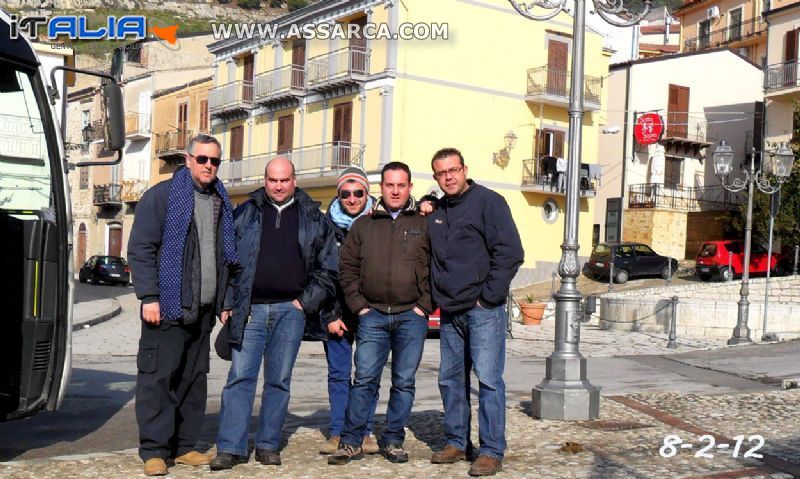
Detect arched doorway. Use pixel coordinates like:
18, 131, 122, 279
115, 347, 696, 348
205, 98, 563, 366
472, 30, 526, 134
77, 223, 87, 268
107, 222, 122, 257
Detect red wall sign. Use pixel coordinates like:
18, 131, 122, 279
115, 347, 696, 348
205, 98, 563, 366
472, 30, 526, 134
633, 113, 665, 145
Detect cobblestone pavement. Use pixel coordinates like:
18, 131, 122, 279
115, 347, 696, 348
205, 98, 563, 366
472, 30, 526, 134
3, 390, 799, 478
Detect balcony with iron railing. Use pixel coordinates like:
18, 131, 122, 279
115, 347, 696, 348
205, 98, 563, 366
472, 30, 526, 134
684, 16, 766, 52
83, 120, 105, 143
155, 128, 192, 162
307, 46, 371, 92
93, 183, 122, 207
628, 183, 745, 211
520, 158, 598, 197
254, 64, 306, 105
218, 142, 366, 191
124, 113, 151, 141
209, 80, 254, 116
524, 66, 602, 111
765, 60, 800, 95
121, 179, 149, 203
660, 115, 711, 151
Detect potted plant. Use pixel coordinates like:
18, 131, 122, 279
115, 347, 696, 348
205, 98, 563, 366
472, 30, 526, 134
519, 294, 546, 326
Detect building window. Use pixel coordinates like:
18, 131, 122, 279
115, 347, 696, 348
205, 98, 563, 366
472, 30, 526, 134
199, 100, 209, 133
727, 7, 743, 42
698, 19, 711, 49
542, 198, 560, 224
665, 157, 683, 188
79, 167, 89, 190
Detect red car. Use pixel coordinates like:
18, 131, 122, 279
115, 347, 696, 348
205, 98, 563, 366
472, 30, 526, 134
695, 240, 780, 282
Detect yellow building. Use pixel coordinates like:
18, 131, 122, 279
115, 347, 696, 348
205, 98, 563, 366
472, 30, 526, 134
207, 0, 610, 286
764, 0, 800, 148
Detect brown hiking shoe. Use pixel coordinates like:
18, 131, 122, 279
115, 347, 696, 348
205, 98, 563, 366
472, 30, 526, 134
362, 434, 379, 454
143, 458, 168, 476
320, 435, 340, 454
175, 451, 211, 466
468, 455, 503, 476
431, 445, 467, 464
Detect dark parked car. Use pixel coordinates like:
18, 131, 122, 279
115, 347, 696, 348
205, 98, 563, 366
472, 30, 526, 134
586, 242, 678, 284
79, 255, 130, 286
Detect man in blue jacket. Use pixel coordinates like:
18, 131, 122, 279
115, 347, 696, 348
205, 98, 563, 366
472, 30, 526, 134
427, 148, 524, 477
128, 134, 240, 477
210, 157, 338, 471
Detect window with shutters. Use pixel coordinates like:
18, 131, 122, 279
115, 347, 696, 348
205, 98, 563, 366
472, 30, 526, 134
349, 16, 368, 73
177, 102, 189, 149
333, 102, 353, 167
79, 167, 89, 190
277, 114, 294, 154
229, 125, 244, 161
665, 157, 683, 188
291, 40, 306, 89
667, 84, 689, 138
535, 128, 565, 158
547, 40, 568, 97
198, 100, 209, 133
785, 29, 799, 86
242, 54, 254, 102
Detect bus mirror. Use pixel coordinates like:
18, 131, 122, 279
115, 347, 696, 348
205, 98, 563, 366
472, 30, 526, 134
102, 80, 125, 151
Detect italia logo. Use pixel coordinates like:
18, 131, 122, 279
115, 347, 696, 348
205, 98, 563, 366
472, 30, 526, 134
10, 15, 178, 44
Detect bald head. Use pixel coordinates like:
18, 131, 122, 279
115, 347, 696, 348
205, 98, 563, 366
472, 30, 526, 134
264, 156, 297, 204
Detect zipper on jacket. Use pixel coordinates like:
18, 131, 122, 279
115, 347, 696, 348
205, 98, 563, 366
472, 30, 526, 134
275, 210, 282, 228
387, 218, 396, 310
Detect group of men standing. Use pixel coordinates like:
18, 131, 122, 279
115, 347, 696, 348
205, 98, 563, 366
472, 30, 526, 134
128, 134, 524, 477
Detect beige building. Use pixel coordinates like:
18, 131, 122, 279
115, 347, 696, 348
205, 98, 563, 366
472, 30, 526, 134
764, 0, 800, 148
595, 49, 763, 259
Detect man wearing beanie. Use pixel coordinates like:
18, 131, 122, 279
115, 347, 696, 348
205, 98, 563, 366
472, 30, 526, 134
315, 165, 380, 455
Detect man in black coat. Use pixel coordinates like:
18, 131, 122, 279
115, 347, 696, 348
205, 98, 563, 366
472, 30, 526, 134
128, 134, 240, 477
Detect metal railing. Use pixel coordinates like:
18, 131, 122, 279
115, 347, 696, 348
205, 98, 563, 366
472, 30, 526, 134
121, 179, 149, 203
526, 66, 602, 105
628, 183, 745, 211
124, 113, 150, 136
684, 16, 766, 51
254, 64, 306, 101
93, 183, 122, 205
209, 80, 254, 114
765, 60, 800, 92
663, 115, 708, 142
218, 142, 366, 185
307, 46, 371, 89
155, 129, 192, 156
521, 158, 597, 195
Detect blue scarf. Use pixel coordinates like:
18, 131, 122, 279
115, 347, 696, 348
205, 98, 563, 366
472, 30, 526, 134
329, 195, 374, 230
159, 166, 239, 320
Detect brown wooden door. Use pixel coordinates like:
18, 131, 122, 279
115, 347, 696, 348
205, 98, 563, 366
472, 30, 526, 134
198, 99, 208, 133
292, 40, 305, 89
277, 115, 294, 154
230, 125, 244, 160
108, 226, 122, 257
667, 84, 689, 138
547, 40, 568, 96
333, 102, 353, 167
349, 16, 368, 73
243, 54, 254, 102
177, 102, 188, 149
77, 224, 87, 268
785, 29, 798, 86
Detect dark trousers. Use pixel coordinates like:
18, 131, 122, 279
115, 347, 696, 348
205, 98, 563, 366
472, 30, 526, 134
135, 305, 213, 461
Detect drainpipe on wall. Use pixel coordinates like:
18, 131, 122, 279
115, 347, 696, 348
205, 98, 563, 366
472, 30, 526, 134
618, 65, 632, 242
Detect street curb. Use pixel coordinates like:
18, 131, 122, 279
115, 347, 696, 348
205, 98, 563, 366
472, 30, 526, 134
72, 300, 122, 331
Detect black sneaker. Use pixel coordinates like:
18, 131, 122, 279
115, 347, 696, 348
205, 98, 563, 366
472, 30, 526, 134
328, 444, 364, 465
254, 448, 281, 466
380, 443, 409, 463
209, 452, 248, 471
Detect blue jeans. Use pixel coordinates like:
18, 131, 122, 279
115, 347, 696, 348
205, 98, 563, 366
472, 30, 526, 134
324, 336, 378, 437
340, 309, 427, 447
439, 303, 507, 460
216, 302, 305, 455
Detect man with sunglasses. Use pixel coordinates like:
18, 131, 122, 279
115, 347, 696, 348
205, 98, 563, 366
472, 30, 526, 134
427, 148, 523, 477
211, 157, 338, 471
315, 166, 380, 455
128, 134, 240, 476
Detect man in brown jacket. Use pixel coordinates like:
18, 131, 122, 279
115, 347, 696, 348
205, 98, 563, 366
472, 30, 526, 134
328, 161, 432, 466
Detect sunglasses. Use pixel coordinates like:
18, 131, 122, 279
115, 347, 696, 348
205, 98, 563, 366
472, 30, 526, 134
193, 155, 221, 167
339, 189, 366, 199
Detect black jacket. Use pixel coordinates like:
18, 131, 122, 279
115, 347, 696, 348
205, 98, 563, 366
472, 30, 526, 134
127, 168, 236, 322
223, 187, 338, 346
427, 181, 524, 313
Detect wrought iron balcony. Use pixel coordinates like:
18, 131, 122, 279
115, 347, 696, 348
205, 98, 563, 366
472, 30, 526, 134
765, 60, 800, 93
93, 183, 122, 206
520, 158, 598, 197
254, 64, 306, 105
124, 113, 151, 141
121, 179, 149, 203
307, 46, 371, 92
155, 128, 192, 162
628, 183, 745, 211
661, 115, 710, 153
525, 66, 602, 111
218, 142, 366, 189
209, 80, 254, 116
684, 16, 766, 52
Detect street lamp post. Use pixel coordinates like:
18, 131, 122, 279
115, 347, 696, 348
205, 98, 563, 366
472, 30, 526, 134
712, 140, 795, 345
507, 0, 652, 420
